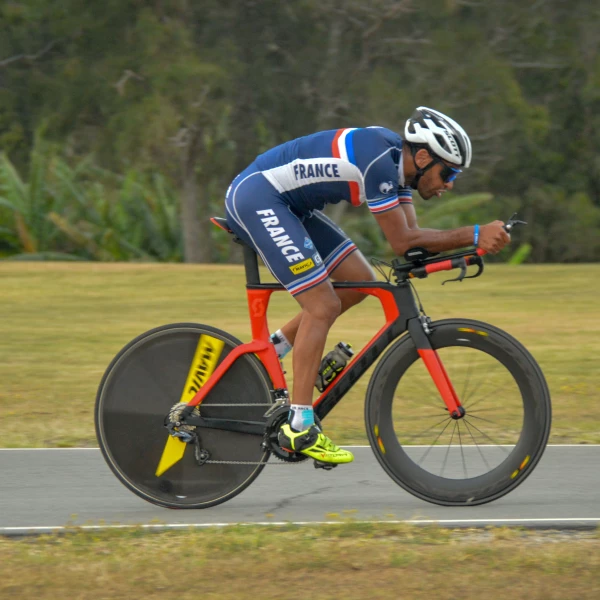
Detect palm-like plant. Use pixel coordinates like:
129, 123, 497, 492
0, 136, 73, 258
1, 140, 183, 261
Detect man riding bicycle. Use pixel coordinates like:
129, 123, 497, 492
224, 107, 510, 465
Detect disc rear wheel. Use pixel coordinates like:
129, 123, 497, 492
95, 323, 274, 509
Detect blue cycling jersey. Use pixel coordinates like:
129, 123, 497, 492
252, 126, 413, 216
224, 126, 414, 297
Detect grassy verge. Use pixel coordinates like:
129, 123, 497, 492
0, 524, 598, 599
1, 262, 599, 447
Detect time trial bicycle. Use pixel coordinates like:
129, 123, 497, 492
95, 214, 551, 509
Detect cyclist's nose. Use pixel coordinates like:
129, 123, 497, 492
444, 180, 455, 191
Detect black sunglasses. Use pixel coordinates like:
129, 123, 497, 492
435, 159, 462, 183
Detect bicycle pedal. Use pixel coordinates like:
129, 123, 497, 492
313, 460, 337, 471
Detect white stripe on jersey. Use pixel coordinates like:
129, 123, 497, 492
336, 128, 358, 162
363, 147, 394, 184
261, 158, 366, 204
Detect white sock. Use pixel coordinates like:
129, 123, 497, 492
289, 404, 315, 432
270, 329, 292, 359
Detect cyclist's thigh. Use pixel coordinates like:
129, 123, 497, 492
225, 172, 329, 297
302, 210, 360, 275
329, 247, 376, 281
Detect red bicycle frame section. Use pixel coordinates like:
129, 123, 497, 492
184, 280, 463, 421
193, 217, 467, 421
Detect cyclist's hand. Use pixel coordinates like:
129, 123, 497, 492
479, 221, 511, 254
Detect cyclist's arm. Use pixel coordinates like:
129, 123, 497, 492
374, 206, 510, 255
373, 205, 475, 256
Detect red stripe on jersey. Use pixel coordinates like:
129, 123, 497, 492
290, 270, 330, 296
348, 181, 361, 206
332, 128, 360, 205
327, 244, 357, 273
331, 129, 344, 158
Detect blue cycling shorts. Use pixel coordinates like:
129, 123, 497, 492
225, 163, 357, 296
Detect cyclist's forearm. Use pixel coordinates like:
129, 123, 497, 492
374, 208, 475, 256
396, 226, 475, 255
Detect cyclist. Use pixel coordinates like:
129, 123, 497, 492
224, 107, 510, 465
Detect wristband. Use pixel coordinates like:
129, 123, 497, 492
474, 224, 480, 247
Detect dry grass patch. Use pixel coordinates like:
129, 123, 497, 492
0, 524, 598, 599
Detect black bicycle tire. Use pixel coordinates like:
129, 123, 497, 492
95, 322, 274, 509
364, 318, 551, 506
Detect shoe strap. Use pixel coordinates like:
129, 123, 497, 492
317, 433, 340, 452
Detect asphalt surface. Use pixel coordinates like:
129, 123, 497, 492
1, 446, 599, 535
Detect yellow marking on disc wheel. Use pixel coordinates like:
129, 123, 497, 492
156, 436, 188, 478
155, 334, 224, 477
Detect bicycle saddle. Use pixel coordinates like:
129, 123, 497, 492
210, 216, 233, 234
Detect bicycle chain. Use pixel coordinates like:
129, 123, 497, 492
203, 459, 303, 465
174, 400, 302, 466
198, 403, 273, 407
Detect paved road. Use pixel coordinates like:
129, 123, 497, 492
1, 446, 599, 535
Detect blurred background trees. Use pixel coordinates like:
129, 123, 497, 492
1, 0, 599, 263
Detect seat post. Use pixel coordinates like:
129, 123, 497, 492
241, 243, 261, 285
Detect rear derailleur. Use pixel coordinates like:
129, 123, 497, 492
164, 403, 211, 466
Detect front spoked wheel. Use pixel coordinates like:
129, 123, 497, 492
95, 323, 274, 509
365, 318, 551, 506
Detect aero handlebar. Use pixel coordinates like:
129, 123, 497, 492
390, 213, 527, 284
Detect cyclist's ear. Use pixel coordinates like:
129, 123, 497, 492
414, 148, 433, 169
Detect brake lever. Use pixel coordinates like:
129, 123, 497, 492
442, 254, 485, 285
463, 257, 485, 280
442, 258, 467, 285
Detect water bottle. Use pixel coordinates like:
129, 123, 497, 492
315, 342, 354, 392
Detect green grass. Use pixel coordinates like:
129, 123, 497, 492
1, 262, 599, 447
0, 524, 598, 599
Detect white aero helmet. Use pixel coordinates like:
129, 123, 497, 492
404, 106, 472, 168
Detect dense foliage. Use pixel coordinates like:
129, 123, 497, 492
1, 0, 599, 262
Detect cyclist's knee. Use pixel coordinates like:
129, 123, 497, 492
301, 289, 341, 325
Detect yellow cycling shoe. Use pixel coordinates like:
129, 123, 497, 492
277, 423, 354, 464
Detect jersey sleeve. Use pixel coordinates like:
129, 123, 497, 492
363, 152, 402, 215
398, 185, 413, 204
352, 127, 413, 214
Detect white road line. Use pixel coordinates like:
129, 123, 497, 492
2, 517, 600, 535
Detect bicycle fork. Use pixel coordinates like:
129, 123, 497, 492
408, 316, 465, 419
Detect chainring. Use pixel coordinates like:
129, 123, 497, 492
264, 406, 309, 463
263, 405, 325, 463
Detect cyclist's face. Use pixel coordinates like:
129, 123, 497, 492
415, 151, 460, 200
